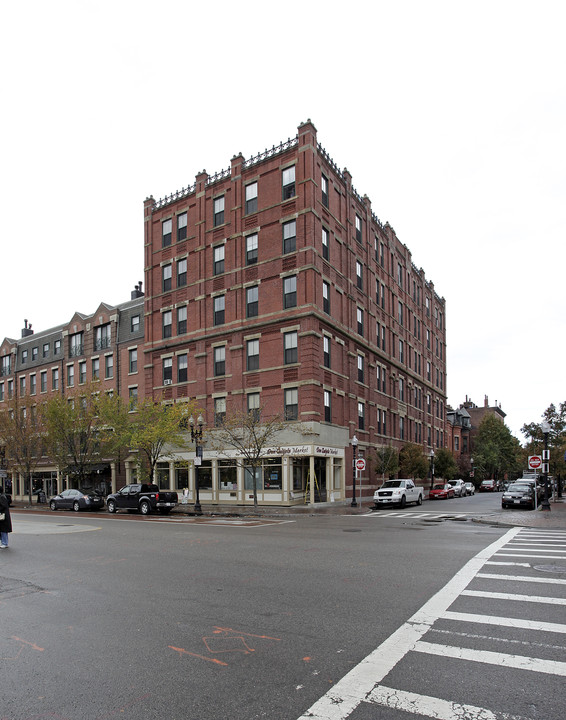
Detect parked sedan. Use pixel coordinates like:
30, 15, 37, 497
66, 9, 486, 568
501, 483, 535, 510
429, 483, 455, 500
448, 479, 467, 497
464, 482, 475, 496
49, 489, 105, 512
479, 479, 497, 492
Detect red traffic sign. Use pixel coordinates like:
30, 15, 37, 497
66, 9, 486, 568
355, 458, 366, 471
528, 455, 542, 469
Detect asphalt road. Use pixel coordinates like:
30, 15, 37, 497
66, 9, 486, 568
2, 494, 565, 720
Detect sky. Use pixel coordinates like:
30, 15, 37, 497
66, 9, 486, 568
1, 0, 564, 442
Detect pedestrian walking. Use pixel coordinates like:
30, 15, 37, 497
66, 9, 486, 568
0, 492, 12, 548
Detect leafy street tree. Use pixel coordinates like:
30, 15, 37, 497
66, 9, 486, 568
398, 443, 429, 482
472, 414, 522, 482
210, 405, 289, 511
43, 382, 120, 490
521, 401, 566, 487
433, 447, 459, 482
0, 394, 46, 504
114, 397, 196, 483
371, 445, 399, 483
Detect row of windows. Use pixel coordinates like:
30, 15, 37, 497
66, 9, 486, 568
12, 317, 141, 370
322, 223, 443, 327
159, 332, 444, 416
159, 221, 295, 294
161, 167, 297, 248
162, 331, 299, 385
209, 386, 443, 445
3, 350, 140, 400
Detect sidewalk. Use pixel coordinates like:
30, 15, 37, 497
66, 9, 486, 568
10, 496, 566, 530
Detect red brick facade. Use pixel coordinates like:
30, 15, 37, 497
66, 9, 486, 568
143, 121, 447, 503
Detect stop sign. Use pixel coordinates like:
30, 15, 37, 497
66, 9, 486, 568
528, 455, 542, 469
355, 458, 366, 471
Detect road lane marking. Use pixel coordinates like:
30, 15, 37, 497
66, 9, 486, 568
500, 547, 566, 553
442, 610, 566, 633
495, 553, 566, 559
476, 573, 566, 585
413, 640, 566, 676
366, 685, 533, 720
296, 526, 522, 720
430, 626, 566, 652
461, 589, 566, 605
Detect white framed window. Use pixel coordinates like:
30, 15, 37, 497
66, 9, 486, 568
213, 245, 225, 275
245, 182, 258, 214
282, 166, 295, 200
213, 196, 225, 226
246, 233, 258, 265
162, 219, 172, 247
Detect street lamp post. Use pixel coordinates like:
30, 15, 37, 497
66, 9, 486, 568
429, 449, 435, 490
541, 420, 551, 512
189, 414, 205, 515
351, 435, 358, 507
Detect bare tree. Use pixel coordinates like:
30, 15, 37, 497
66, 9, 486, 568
211, 406, 290, 511
0, 394, 46, 504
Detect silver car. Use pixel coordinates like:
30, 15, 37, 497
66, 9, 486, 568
464, 482, 475, 496
448, 479, 466, 497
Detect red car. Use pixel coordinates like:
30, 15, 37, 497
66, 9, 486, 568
479, 479, 497, 492
429, 483, 455, 500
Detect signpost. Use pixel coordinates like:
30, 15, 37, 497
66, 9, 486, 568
528, 455, 542, 470
355, 458, 366, 472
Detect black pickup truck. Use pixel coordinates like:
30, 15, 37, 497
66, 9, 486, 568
106, 484, 178, 515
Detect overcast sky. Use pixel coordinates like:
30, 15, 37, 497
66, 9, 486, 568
1, 1, 564, 441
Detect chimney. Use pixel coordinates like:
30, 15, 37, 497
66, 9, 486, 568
21, 319, 34, 338
484, 395, 488, 408
131, 281, 144, 300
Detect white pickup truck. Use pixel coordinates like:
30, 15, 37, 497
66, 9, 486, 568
373, 479, 424, 508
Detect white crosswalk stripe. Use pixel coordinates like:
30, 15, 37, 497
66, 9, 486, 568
360, 511, 472, 519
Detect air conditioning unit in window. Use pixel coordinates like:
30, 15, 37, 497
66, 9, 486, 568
164, 379, 172, 386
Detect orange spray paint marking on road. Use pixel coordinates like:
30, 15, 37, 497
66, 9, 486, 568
11, 637, 44, 652
168, 645, 228, 666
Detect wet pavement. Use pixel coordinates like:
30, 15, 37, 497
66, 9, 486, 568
10, 495, 566, 530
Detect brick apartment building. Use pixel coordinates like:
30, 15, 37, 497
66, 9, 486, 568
447, 395, 506, 473
142, 120, 447, 507
0, 289, 145, 498
1, 121, 447, 506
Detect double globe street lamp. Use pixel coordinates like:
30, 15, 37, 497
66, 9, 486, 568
189, 414, 205, 515
351, 435, 358, 507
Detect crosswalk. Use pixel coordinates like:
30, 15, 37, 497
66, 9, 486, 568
360, 510, 478, 519
298, 528, 566, 720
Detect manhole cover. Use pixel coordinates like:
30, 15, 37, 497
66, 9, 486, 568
534, 564, 566, 574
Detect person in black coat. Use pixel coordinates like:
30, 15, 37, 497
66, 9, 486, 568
0, 492, 12, 548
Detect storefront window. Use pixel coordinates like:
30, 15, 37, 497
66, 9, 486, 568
244, 465, 261, 491
175, 465, 188, 490
219, 460, 237, 490
293, 458, 309, 492
263, 458, 282, 490
197, 461, 213, 490
156, 463, 170, 489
